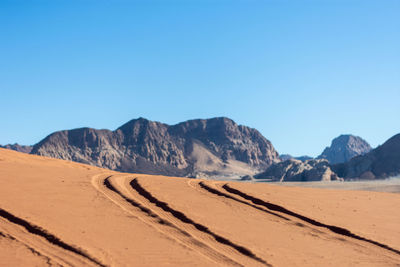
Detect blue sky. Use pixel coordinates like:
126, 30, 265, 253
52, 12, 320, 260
1, 0, 399, 157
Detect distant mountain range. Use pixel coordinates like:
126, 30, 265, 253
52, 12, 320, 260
29, 117, 280, 177
0, 143, 32, 154
258, 133, 399, 181
333, 134, 400, 179
1, 118, 399, 181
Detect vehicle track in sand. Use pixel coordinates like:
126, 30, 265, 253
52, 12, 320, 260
187, 180, 289, 221
0, 230, 56, 267
221, 183, 400, 256
91, 174, 264, 267
127, 177, 269, 266
0, 207, 106, 267
191, 179, 400, 258
93, 174, 400, 266
187, 179, 328, 237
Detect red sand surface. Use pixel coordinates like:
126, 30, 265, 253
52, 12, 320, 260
1, 148, 399, 266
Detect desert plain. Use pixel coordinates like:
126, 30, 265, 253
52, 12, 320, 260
0, 148, 399, 267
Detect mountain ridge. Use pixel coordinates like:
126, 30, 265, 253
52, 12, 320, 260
31, 117, 280, 177
0, 143, 32, 154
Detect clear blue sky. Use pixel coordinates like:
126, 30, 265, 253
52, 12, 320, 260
1, 0, 399, 157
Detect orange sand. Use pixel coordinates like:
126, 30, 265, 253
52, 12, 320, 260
0, 148, 399, 266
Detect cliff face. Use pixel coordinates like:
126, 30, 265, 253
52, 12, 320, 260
318, 135, 372, 164
31, 117, 280, 177
333, 134, 400, 179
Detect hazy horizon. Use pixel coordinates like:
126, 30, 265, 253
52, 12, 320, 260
1, 0, 399, 157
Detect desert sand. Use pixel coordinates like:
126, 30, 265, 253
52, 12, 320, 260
266, 179, 400, 194
0, 148, 399, 267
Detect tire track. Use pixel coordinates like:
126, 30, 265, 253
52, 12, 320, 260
0, 230, 55, 267
130, 178, 270, 266
103, 177, 188, 234
99, 175, 243, 266
197, 181, 289, 221
222, 184, 400, 256
0, 208, 107, 267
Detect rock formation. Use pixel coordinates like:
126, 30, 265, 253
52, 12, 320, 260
254, 159, 341, 182
333, 133, 400, 179
31, 117, 280, 177
318, 135, 372, 164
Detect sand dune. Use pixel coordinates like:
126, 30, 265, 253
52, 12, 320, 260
1, 148, 399, 266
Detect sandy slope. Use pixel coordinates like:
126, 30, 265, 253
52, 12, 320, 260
0, 148, 399, 266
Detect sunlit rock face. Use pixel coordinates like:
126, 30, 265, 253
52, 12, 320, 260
31, 117, 280, 177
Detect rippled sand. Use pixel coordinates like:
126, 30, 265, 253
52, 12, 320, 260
1, 148, 399, 266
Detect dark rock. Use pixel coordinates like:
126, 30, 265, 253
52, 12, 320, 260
255, 159, 341, 182
240, 175, 253, 181
332, 133, 400, 179
318, 135, 372, 164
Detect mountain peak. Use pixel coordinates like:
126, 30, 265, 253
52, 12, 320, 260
117, 117, 168, 133
318, 134, 372, 164
333, 133, 400, 179
118, 117, 151, 127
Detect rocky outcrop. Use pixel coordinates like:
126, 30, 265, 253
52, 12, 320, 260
333, 133, 400, 179
0, 143, 32, 154
254, 159, 341, 182
318, 135, 372, 164
31, 117, 280, 177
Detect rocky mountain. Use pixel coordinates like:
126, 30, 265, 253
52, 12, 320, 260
318, 135, 372, 164
333, 133, 400, 179
254, 159, 341, 182
279, 154, 313, 162
31, 117, 280, 177
0, 143, 32, 153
